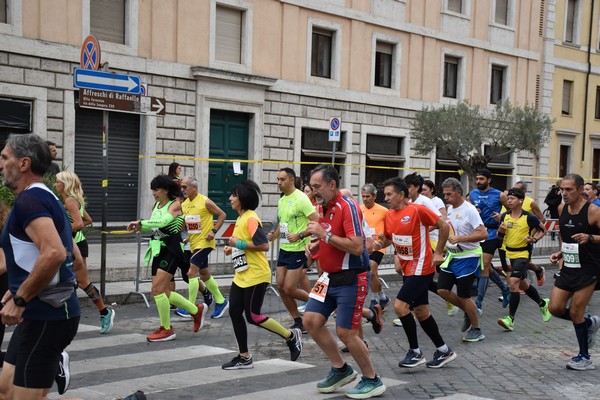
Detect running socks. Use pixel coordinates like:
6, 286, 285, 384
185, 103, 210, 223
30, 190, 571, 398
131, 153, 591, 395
84, 283, 107, 314
400, 314, 419, 349
509, 291, 520, 317
205, 276, 225, 304
524, 285, 543, 305
154, 293, 171, 330
476, 277, 489, 309
168, 291, 198, 315
188, 277, 200, 304
418, 315, 445, 348
574, 321, 590, 357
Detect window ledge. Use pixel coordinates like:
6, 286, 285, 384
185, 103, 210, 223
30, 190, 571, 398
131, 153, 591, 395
307, 75, 340, 88
442, 11, 470, 20
489, 22, 515, 32
561, 41, 581, 49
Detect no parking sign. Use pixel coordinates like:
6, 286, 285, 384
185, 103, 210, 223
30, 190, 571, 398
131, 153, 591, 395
329, 117, 341, 142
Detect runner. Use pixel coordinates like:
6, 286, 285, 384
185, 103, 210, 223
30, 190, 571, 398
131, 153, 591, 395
128, 175, 207, 342
55, 171, 115, 334
548, 174, 600, 370
374, 177, 456, 368
221, 180, 302, 369
305, 164, 385, 399
437, 178, 488, 342
176, 176, 228, 319
496, 188, 550, 331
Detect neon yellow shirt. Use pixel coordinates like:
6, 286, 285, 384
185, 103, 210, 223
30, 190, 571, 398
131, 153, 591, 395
182, 194, 216, 250
232, 210, 271, 288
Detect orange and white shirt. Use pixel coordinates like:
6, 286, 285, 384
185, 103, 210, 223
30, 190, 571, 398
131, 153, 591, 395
360, 202, 388, 253
384, 203, 439, 276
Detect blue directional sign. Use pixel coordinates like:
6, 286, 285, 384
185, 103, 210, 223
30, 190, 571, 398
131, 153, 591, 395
73, 68, 141, 94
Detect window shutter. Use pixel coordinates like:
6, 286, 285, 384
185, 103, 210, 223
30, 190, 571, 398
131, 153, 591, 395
91, 0, 126, 44
216, 6, 242, 64
376, 41, 393, 55
562, 81, 572, 115
495, 0, 508, 25
565, 0, 576, 43
447, 0, 462, 13
0, 0, 7, 23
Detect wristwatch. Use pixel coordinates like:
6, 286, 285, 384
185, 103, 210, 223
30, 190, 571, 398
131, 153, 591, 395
589, 234, 594, 244
324, 231, 333, 243
299, 233, 305, 240
12, 295, 27, 307
211, 228, 218, 234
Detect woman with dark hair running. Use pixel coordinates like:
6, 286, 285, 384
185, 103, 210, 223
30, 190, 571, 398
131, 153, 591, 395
222, 180, 302, 369
128, 175, 207, 342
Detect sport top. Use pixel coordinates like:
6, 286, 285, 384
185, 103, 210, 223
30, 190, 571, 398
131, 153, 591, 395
470, 187, 502, 240
182, 194, 216, 250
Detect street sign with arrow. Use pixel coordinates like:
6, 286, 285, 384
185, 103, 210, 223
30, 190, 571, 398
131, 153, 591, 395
74, 68, 141, 94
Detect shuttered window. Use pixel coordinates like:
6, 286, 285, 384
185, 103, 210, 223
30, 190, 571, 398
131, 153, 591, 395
447, 0, 462, 13
443, 56, 459, 98
495, 0, 508, 25
562, 80, 573, 116
374, 41, 392, 88
0, 0, 6, 23
91, 0, 126, 44
311, 29, 333, 78
490, 65, 505, 104
216, 5, 242, 64
565, 0, 577, 43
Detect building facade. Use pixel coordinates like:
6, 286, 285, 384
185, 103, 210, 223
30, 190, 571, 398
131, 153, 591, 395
0, 0, 548, 223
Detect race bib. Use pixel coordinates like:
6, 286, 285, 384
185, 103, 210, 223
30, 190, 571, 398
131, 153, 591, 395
369, 228, 377, 238
393, 234, 413, 261
562, 242, 581, 268
279, 223, 289, 243
185, 215, 201, 234
309, 272, 329, 303
232, 247, 249, 273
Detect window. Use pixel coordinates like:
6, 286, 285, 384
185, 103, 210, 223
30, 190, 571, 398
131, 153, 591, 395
91, 0, 125, 44
443, 56, 459, 98
365, 135, 404, 204
311, 29, 333, 78
565, 0, 577, 43
483, 145, 511, 190
374, 41, 392, 88
0, 0, 6, 23
595, 86, 600, 119
447, 0, 463, 13
0, 98, 32, 133
593, 148, 600, 180
216, 5, 242, 64
300, 128, 344, 181
494, 0, 509, 25
562, 80, 573, 116
490, 65, 505, 104
559, 145, 570, 178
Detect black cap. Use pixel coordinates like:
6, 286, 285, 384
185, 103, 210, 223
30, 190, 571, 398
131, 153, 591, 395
507, 188, 525, 199
476, 168, 492, 179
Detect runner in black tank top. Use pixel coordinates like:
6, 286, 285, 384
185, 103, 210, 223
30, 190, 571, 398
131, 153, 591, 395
549, 174, 600, 371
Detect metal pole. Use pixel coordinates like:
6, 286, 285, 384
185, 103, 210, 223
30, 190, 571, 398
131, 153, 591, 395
331, 142, 336, 165
100, 109, 108, 300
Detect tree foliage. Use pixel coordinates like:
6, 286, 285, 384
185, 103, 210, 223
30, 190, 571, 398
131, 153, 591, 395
410, 101, 553, 182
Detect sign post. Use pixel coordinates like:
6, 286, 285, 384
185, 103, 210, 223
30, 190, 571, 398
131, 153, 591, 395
329, 117, 341, 165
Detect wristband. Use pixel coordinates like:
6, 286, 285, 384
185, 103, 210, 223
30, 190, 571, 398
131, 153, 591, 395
533, 238, 538, 243
235, 240, 248, 250
212, 228, 218, 234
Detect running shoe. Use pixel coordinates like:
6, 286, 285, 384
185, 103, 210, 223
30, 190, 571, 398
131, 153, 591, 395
115, 390, 147, 400
463, 327, 485, 342
192, 303, 208, 332
501, 287, 511, 308
174, 308, 191, 319
100, 308, 116, 334
170, 304, 177, 311
461, 312, 471, 332
369, 304, 383, 334
540, 299, 551, 322
379, 296, 390, 312
399, 349, 426, 368
222, 354, 254, 370
55, 350, 70, 395
203, 291, 214, 308
316, 365, 358, 393
297, 301, 307, 313
566, 354, 595, 371
345, 375, 386, 399
588, 315, 600, 348
498, 315, 514, 331
392, 318, 403, 327
290, 320, 307, 334
447, 302, 458, 317
286, 328, 303, 361
211, 298, 229, 319
426, 348, 457, 368
369, 298, 378, 309
146, 326, 176, 342
536, 266, 545, 286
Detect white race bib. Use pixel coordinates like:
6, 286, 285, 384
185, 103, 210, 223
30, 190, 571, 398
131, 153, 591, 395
232, 247, 249, 273
279, 223, 289, 243
393, 234, 413, 261
309, 272, 329, 303
562, 242, 581, 268
185, 215, 201, 234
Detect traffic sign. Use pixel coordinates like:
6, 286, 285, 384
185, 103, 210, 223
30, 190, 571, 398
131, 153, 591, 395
80, 35, 101, 70
329, 117, 341, 142
140, 96, 166, 115
79, 88, 143, 114
74, 68, 141, 94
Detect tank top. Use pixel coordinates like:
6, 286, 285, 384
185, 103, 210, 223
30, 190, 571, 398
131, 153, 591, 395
559, 202, 600, 268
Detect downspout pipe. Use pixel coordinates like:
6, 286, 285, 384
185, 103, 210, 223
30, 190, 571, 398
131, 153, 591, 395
582, 0, 595, 163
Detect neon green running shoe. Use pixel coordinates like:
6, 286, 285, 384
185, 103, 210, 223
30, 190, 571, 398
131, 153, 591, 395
540, 298, 551, 322
497, 315, 514, 331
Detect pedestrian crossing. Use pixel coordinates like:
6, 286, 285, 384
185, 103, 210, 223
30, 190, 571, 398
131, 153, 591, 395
45, 323, 494, 400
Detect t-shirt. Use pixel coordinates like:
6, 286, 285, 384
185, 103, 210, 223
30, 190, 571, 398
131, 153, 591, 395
428, 196, 445, 243
318, 192, 370, 273
384, 203, 439, 276
446, 201, 485, 258
501, 210, 540, 259
412, 194, 442, 216
470, 187, 503, 240
277, 189, 316, 252
182, 194, 216, 251
360, 202, 388, 253
231, 210, 271, 288
1, 183, 80, 321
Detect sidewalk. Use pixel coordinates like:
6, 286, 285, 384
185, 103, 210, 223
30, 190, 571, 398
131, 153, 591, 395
82, 241, 557, 308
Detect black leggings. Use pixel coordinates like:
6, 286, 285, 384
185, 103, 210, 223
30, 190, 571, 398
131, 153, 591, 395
229, 282, 271, 354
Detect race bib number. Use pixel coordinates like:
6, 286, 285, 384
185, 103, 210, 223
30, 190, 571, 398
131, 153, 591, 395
185, 215, 201, 234
279, 223, 289, 243
393, 234, 413, 261
232, 247, 249, 273
369, 228, 376, 238
309, 272, 329, 303
562, 242, 581, 268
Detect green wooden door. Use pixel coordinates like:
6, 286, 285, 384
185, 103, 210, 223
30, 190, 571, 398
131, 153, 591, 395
209, 110, 249, 220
